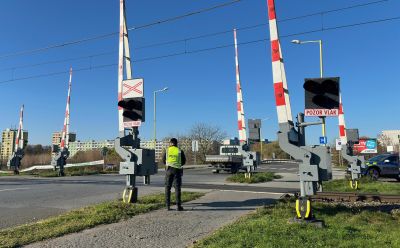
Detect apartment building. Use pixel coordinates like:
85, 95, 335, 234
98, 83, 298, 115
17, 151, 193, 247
0, 129, 28, 160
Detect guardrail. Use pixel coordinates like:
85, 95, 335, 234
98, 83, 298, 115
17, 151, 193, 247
19, 160, 105, 173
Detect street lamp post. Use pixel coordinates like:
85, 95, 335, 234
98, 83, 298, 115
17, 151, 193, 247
153, 87, 168, 149
291, 39, 326, 145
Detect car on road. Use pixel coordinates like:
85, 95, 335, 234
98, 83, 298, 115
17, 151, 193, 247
361, 153, 400, 180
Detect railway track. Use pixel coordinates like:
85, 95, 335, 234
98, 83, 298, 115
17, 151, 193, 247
311, 192, 400, 204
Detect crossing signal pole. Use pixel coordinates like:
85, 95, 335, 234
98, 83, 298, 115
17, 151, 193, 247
7, 105, 25, 174
338, 94, 363, 189
51, 68, 73, 177
266, 0, 332, 222
115, 0, 157, 203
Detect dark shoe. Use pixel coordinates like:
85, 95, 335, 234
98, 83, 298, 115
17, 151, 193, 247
177, 206, 184, 211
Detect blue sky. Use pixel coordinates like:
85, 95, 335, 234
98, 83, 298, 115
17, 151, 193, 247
0, 0, 399, 145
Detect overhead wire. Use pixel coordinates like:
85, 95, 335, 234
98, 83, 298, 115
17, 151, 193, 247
0, 0, 389, 61
0, 51, 116, 72
0, 0, 244, 60
127, 0, 243, 31
1, 14, 399, 85
0, 0, 391, 72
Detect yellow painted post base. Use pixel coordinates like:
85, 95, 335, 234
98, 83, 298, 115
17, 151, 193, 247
122, 187, 138, 203
296, 197, 312, 219
349, 180, 359, 190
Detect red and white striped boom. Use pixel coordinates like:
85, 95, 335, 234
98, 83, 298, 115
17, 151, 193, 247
118, 0, 133, 133
14, 104, 24, 152
266, 0, 294, 126
233, 29, 247, 144
60, 68, 72, 149
338, 93, 347, 144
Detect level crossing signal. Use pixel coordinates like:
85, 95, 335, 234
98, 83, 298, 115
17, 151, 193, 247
118, 97, 145, 122
304, 77, 340, 116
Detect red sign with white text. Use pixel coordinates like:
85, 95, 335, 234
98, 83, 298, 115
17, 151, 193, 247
304, 109, 338, 117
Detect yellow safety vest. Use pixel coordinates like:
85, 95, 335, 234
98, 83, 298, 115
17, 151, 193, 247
166, 146, 182, 169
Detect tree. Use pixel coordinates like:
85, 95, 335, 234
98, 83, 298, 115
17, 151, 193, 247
188, 123, 227, 163
252, 141, 290, 160
67, 150, 103, 163
24, 145, 51, 155
104, 148, 123, 165
21, 145, 52, 168
377, 133, 393, 153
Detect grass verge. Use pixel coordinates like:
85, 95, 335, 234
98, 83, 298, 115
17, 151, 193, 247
226, 172, 282, 184
194, 199, 400, 248
29, 165, 117, 177
0, 172, 13, 176
0, 191, 204, 248
323, 178, 400, 194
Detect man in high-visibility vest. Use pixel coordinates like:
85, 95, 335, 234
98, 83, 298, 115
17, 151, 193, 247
163, 138, 186, 211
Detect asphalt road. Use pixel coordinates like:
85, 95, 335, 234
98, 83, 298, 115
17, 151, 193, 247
0, 163, 299, 229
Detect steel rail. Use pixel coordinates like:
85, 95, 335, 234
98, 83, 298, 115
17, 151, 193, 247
311, 192, 400, 204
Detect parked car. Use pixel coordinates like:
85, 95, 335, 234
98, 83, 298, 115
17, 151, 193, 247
361, 153, 400, 180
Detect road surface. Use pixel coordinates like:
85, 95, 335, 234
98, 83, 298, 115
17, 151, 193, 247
0, 163, 336, 229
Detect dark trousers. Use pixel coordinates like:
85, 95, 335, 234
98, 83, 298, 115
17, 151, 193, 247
165, 167, 183, 207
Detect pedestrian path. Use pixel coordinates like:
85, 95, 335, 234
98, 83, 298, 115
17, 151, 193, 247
26, 190, 280, 248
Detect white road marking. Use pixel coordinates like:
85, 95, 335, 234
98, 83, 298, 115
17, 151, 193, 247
0, 187, 30, 192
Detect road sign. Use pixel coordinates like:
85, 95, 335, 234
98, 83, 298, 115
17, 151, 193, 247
122, 78, 143, 98
192, 140, 199, 152
335, 139, 342, 151
319, 136, 327, 145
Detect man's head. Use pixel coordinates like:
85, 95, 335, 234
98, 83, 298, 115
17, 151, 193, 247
170, 138, 178, 146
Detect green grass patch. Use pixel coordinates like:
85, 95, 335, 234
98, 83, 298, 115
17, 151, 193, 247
26, 165, 117, 177
195, 199, 400, 248
0, 191, 204, 248
0, 172, 13, 176
323, 178, 400, 194
226, 172, 282, 184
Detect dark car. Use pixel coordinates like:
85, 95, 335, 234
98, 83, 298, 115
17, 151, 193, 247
361, 153, 400, 180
